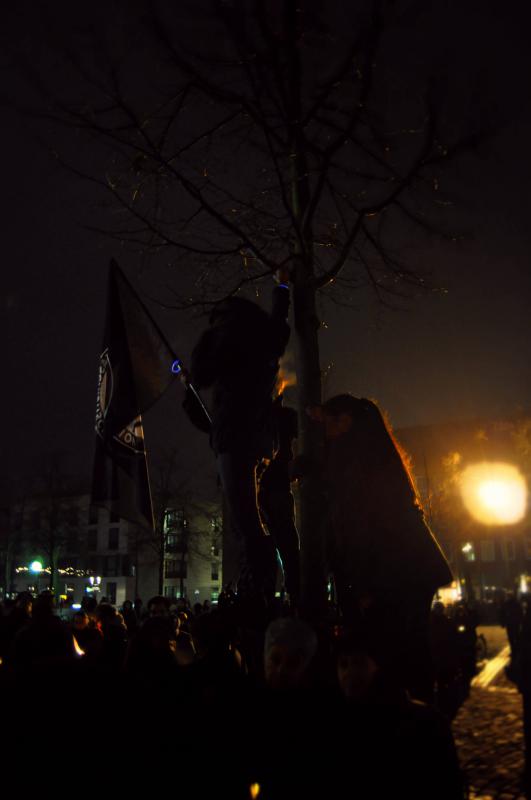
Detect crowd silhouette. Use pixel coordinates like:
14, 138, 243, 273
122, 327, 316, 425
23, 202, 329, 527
0, 588, 475, 798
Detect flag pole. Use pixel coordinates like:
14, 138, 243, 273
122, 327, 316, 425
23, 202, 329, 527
170, 359, 212, 426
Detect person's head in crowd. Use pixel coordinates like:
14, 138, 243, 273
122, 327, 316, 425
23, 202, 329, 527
177, 611, 190, 631
190, 611, 229, 660
264, 618, 318, 691
122, 600, 134, 613
2, 598, 15, 616
72, 610, 89, 631
81, 595, 98, 615
193, 602, 203, 617
335, 628, 380, 702
15, 591, 33, 616
218, 586, 236, 608
431, 601, 446, 618
124, 616, 180, 678
147, 596, 170, 618
95, 602, 122, 630
32, 591, 55, 621
454, 603, 470, 622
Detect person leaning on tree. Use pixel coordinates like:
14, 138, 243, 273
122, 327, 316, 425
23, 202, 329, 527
258, 392, 300, 606
313, 393, 453, 702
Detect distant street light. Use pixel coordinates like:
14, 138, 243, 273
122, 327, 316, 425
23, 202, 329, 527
29, 559, 44, 595
459, 462, 527, 525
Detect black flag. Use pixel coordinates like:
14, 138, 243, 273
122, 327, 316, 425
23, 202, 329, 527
91, 260, 176, 529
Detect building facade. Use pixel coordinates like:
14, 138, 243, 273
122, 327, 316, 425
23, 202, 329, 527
0, 491, 222, 609
161, 503, 223, 604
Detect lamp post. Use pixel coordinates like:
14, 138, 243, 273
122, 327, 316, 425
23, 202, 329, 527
459, 462, 527, 596
29, 559, 43, 595
460, 542, 475, 602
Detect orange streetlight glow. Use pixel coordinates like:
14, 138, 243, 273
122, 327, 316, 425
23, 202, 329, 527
459, 462, 527, 525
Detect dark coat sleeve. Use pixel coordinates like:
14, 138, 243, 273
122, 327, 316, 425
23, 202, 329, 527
189, 328, 225, 389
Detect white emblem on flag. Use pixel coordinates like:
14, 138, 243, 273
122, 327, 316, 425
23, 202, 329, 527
115, 415, 145, 454
95, 348, 113, 438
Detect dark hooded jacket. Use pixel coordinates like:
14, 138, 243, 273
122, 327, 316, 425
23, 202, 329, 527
184, 286, 290, 456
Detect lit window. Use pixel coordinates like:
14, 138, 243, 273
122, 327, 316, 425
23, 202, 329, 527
461, 542, 476, 562
480, 540, 495, 562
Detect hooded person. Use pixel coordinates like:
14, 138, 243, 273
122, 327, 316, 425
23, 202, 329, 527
319, 394, 453, 701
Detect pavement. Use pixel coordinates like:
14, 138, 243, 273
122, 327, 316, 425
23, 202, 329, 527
452, 626, 527, 799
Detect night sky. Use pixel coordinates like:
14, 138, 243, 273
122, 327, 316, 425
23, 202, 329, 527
3, 1, 531, 492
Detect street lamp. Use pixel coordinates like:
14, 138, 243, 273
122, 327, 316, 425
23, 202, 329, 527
459, 462, 528, 599
29, 560, 43, 595
459, 462, 527, 526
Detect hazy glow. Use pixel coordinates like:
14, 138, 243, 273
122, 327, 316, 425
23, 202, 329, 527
29, 560, 43, 573
73, 637, 85, 657
460, 462, 527, 525
438, 581, 462, 605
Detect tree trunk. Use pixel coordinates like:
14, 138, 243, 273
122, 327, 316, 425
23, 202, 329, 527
293, 275, 327, 619
158, 528, 165, 595
179, 539, 187, 600
49, 552, 56, 594
286, 0, 327, 619
134, 529, 139, 598
6, 532, 15, 597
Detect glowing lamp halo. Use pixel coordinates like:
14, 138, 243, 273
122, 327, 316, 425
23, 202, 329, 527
459, 462, 527, 526
29, 560, 44, 574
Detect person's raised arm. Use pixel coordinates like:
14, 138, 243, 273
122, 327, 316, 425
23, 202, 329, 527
271, 267, 291, 356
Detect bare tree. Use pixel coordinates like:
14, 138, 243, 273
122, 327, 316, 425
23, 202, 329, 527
21, 455, 83, 594
0, 477, 27, 597
0, 502, 21, 598
142, 447, 215, 596
27, 0, 481, 615
141, 448, 188, 594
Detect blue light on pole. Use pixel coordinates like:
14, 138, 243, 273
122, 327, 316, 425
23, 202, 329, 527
171, 360, 182, 374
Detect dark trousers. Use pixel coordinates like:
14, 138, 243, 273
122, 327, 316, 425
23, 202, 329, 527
258, 487, 300, 601
217, 450, 277, 602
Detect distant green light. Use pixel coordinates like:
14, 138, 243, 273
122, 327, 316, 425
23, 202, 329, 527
29, 560, 43, 574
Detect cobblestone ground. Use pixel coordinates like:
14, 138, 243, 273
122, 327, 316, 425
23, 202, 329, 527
453, 683, 525, 799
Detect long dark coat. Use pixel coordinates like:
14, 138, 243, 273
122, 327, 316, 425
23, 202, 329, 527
324, 432, 453, 598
